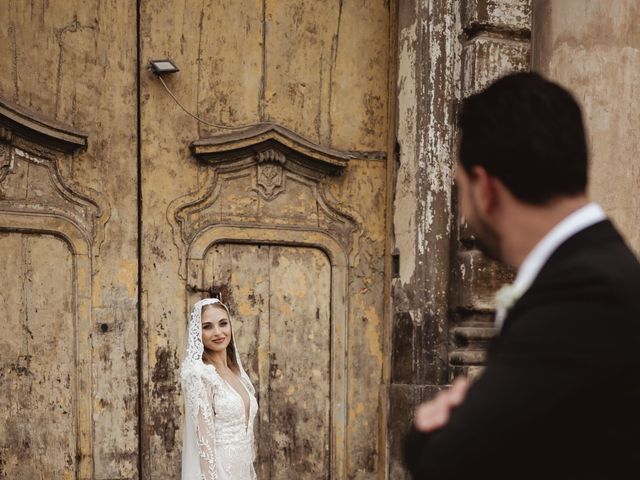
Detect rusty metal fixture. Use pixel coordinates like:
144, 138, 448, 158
186, 283, 222, 300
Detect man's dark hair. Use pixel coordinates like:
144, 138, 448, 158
457, 72, 588, 204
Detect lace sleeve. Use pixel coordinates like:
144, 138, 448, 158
250, 422, 256, 464
183, 370, 219, 480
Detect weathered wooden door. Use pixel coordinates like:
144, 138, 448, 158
1, 1, 390, 479
0, 2, 139, 479
206, 243, 331, 478
141, 2, 390, 479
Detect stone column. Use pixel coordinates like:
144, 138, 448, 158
388, 1, 531, 478
532, 0, 640, 255
388, 1, 461, 477
449, 0, 531, 380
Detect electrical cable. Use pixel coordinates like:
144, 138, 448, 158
157, 75, 256, 131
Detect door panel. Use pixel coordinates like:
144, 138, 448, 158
0, 233, 76, 479
205, 243, 331, 479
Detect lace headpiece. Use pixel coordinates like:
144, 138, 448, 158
181, 297, 254, 394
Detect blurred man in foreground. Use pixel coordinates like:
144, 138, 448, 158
404, 72, 640, 480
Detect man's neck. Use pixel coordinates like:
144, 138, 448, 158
500, 195, 590, 269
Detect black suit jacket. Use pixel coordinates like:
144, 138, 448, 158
404, 220, 640, 480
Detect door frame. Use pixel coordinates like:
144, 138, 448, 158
0, 217, 93, 480
187, 224, 349, 480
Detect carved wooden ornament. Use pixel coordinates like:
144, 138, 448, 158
169, 123, 358, 277
168, 124, 359, 478
190, 122, 352, 175
0, 97, 108, 253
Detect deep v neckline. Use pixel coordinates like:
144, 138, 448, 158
221, 375, 251, 431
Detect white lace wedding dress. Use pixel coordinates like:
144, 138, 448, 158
181, 298, 258, 480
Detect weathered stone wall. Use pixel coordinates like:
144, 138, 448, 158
389, 1, 461, 477
450, 0, 530, 380
532, 0, 640, 256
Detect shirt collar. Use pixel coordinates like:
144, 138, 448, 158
495, 202, 606, 330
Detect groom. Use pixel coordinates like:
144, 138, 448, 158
404, 72, 640, 479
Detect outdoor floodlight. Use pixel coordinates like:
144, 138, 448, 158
149, 59, 179, 75
150, 56, 245, 131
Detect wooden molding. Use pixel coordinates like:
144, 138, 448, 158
0, 96, 87, 153
190, 122, 352, 176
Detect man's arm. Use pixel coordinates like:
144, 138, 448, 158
412, 376, 471, 432
403, 294, 609, 479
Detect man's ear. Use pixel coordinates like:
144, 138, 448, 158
470, 165, 498, 215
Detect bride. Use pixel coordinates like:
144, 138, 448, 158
181, 298, 258, 479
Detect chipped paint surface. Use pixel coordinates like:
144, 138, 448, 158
389, 4, 462, 479
206, 244, 332, 479
395, 0, 419, 283
0, 1, 139, 479
0, 234, 76, 479
533, 0, 640, 256
394, 0, 458, 291
392, 0, 459, 366
462, 0, 531, 34
462, 35, 530, 96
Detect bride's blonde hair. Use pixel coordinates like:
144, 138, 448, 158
200, 302, 240, 374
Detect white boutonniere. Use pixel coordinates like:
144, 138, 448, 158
494, 283, 526, 311
494, 283, 526, 330
495, 283, 525, 310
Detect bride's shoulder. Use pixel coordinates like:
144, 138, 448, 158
181, 361, 223, 388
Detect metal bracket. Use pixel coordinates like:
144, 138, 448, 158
186, 284, 222, 300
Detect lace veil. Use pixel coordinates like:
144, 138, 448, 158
181, 298, 255, 479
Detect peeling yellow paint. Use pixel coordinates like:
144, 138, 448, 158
92, 281, 101, 306
363, 306, 383, 363
93, 398, 103, 415
116, 259, 138, 298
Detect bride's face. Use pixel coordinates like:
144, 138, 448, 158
201, 306, 232, 353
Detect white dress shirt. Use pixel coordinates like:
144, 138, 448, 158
495, 202, 607, 330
